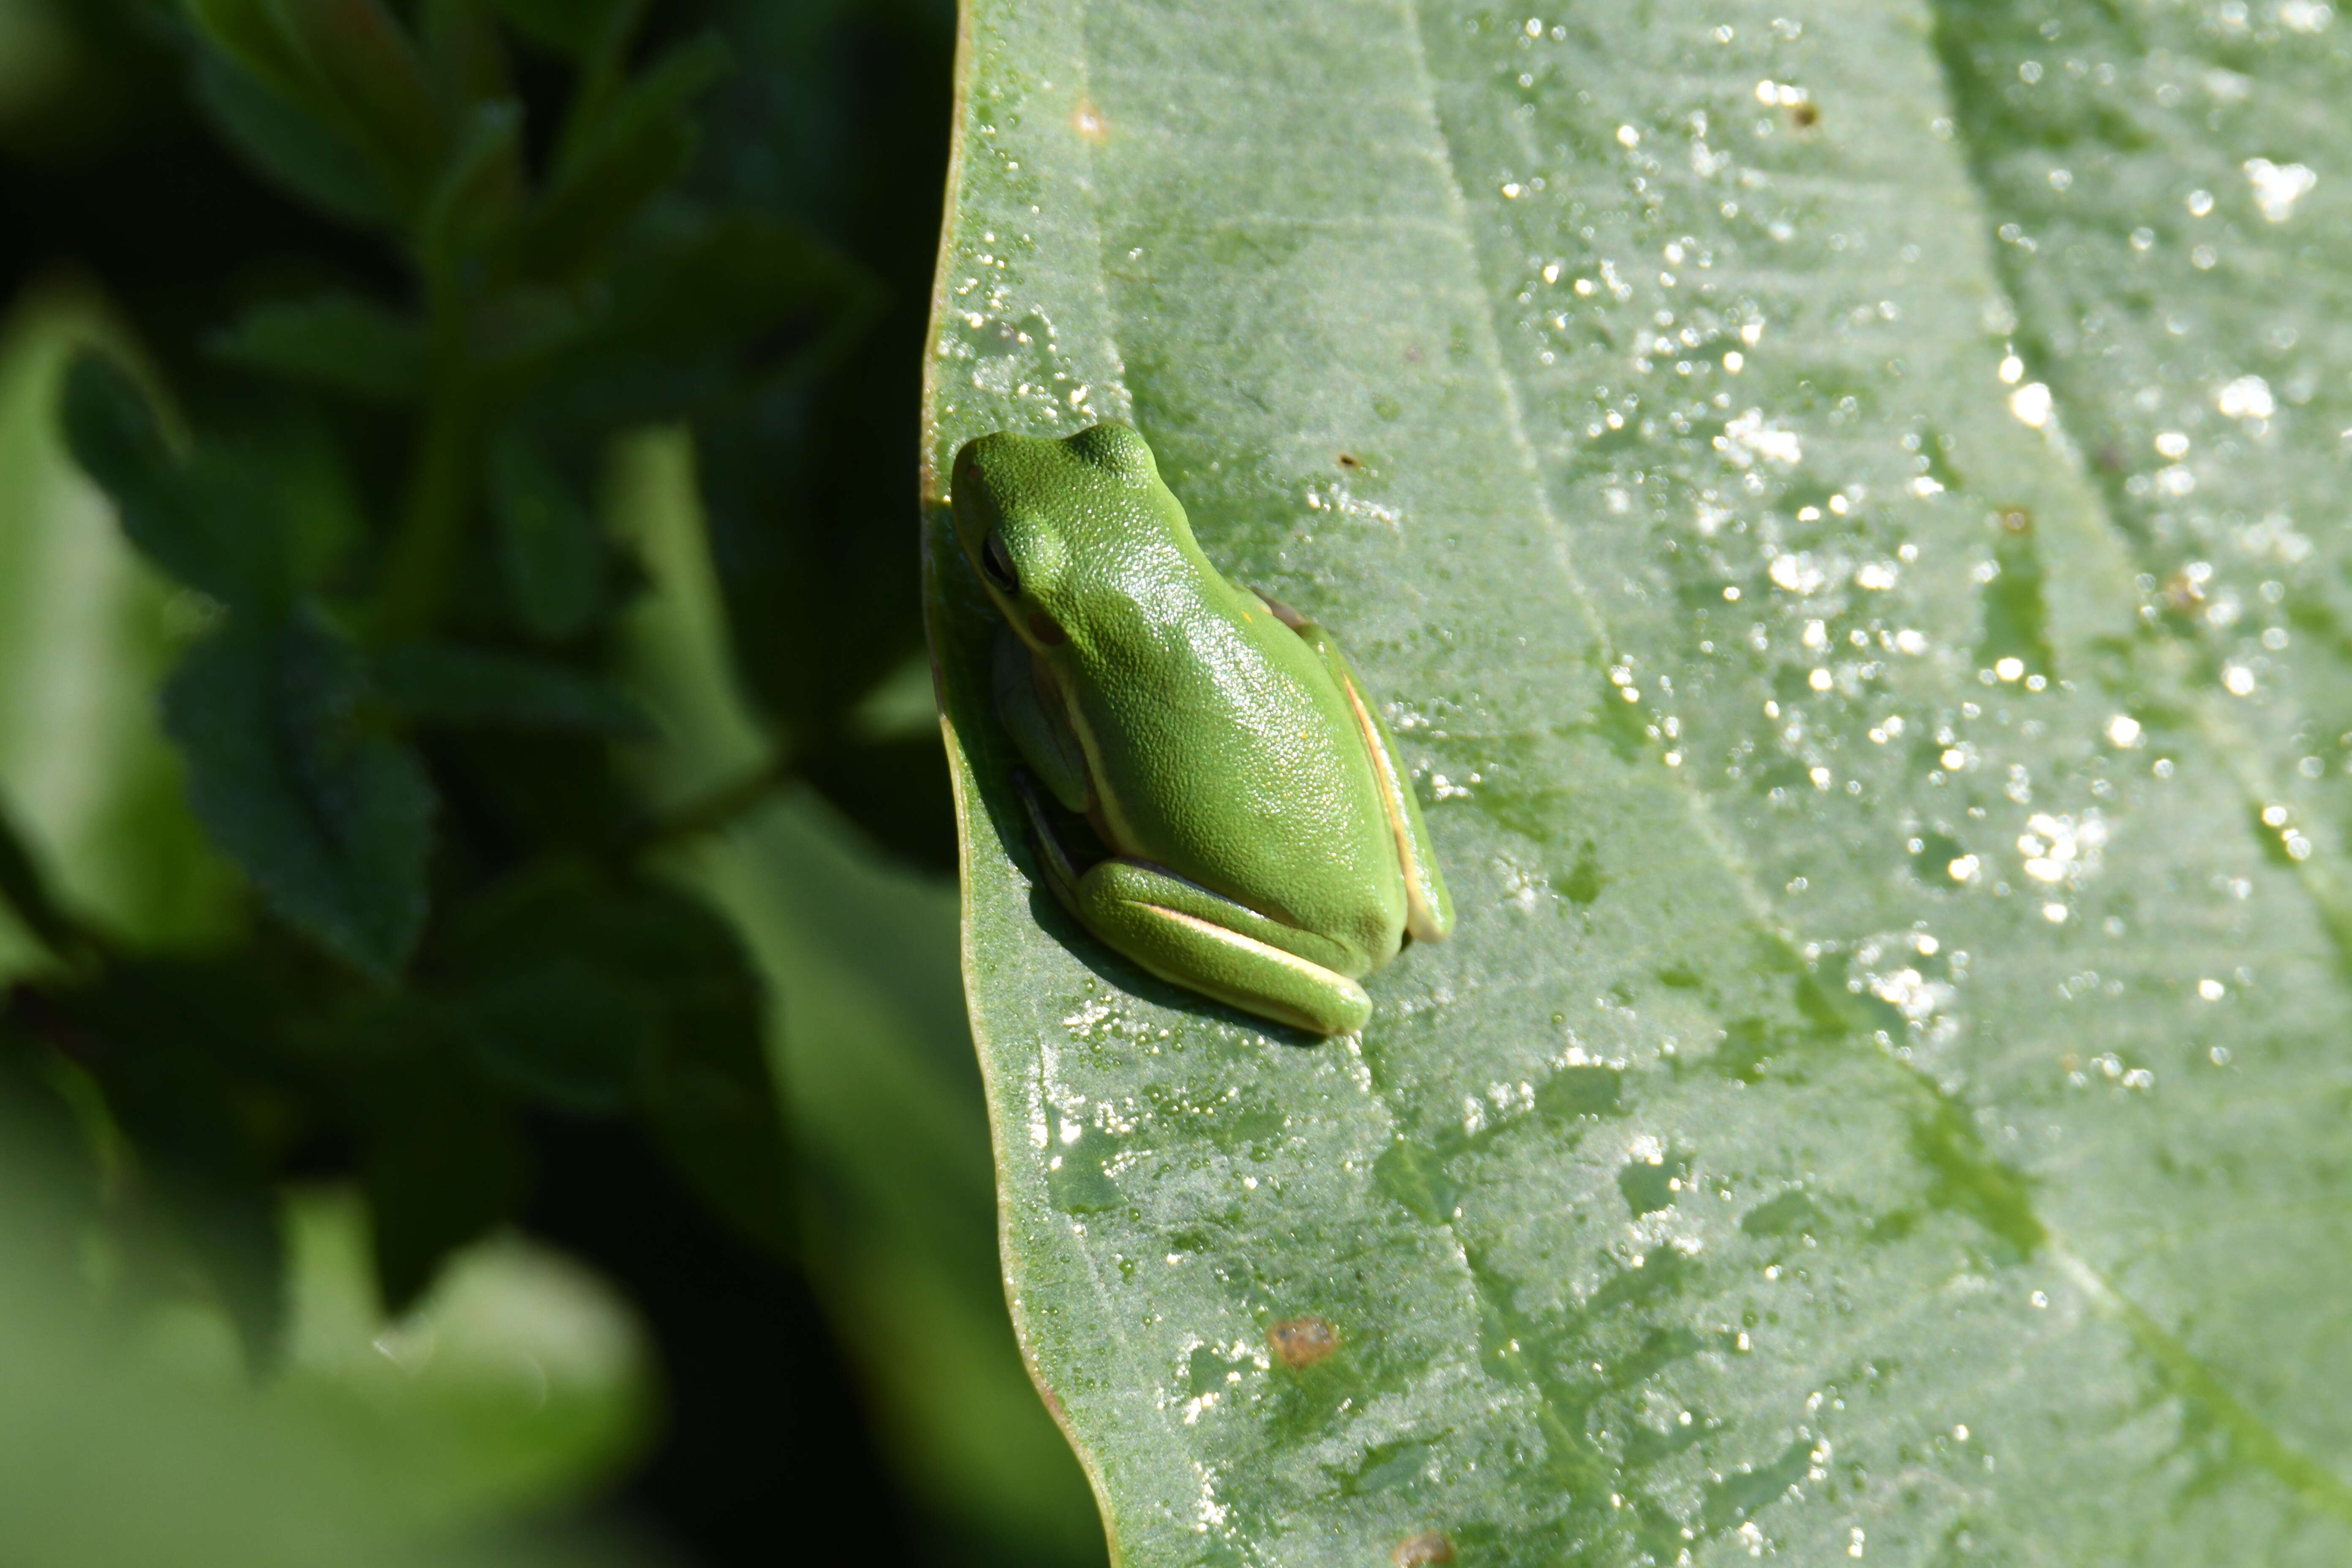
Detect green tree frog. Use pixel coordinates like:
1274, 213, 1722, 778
948, 422, 1453, 1036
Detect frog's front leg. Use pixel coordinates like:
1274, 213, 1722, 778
1010, 772, 1373, 1036
1255, 593, 1455, 944
992, 625, 1089, 811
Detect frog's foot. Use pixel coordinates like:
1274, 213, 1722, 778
1010, 771, 1371, 1036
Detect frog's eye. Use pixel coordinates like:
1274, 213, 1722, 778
980, 533, 1021, 595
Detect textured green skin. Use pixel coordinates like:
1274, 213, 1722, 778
947, 423, 1451, 1035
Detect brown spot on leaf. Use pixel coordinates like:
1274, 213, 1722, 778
1072, 99, 1109, 143
1267, 1315, 1340, 1368
1790, 100, 1820, 128
1998, 506, 2034, 534
1394, 1532, 1455, 1566
1337, 452, 1362, 470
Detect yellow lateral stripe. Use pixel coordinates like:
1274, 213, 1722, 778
1138, 903, 1358, 988
1338, 678, 1413, 847
1337, 672, 1433, 898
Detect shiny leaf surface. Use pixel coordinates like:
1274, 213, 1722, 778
923, 0, 2352, 1562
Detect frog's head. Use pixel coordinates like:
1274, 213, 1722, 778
949, 422, 1176, 649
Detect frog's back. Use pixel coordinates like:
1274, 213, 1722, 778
1065, 551, 1407, 969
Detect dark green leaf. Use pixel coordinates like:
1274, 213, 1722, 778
416, 99, 525, 279
210, 293, 426, 403
163, 1165, 287, 1361
359, 1055, 529, 1310
181, 0, 314, 101
602, 210, 871, 370
0, 1052, 104, 1282
28, 957, 293, 1361
635, 958, 792, 1257
513, 33, 729, 280
59, 354, 288, 609
420, 0, 513, 109
191, 52, 397, 228
466, 286, 594, 370
270, 0, 444, 204
526, 210, 877, 427
460, 958, 655, 1114
163, 615, 434, 980
488, 433, 604, 639
445, 862, 789, 1249
482, 0, 638, 59
373, 644, 648, 735
270, 411, 370, 594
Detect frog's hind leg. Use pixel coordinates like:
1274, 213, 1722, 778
1074, 860, 1373, 1037
1008, 773, 1370, 1035
1254, 592, 1456, 943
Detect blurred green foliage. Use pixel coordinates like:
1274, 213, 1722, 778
0, 1076, 653, 1568
0, 1, 1101, 1563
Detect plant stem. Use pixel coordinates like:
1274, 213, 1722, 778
630, 747, 797, 856
554, 0, 649, 172
373, 292, 474, 645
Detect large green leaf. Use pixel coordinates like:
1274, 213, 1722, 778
923, 0, 2352, 1562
